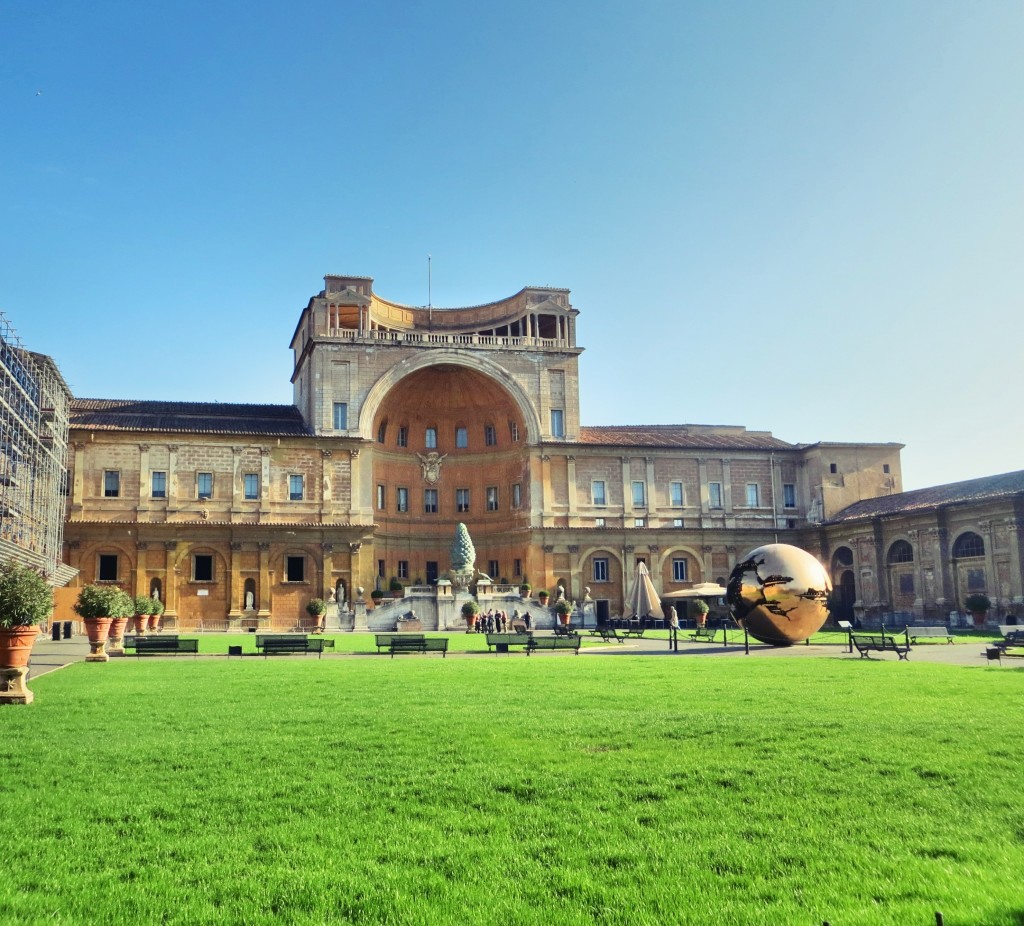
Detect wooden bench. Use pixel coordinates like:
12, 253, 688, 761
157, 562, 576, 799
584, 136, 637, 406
615, 621, 646, 638
388, 637, 448, 658
689, 626, 717, 644
255, 635, 327, 658
375, 633, 424, 653
485, 633, 532, 653
590, 624, 624, 643
526, 635, 582, 655
552, 623, 580, 637
992, 628, 1024, 657
123, 635, 199, 658
908, 626, 954, 644
849, 629, 912, 661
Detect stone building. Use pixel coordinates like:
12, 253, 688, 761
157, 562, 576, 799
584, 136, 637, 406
59, 274, 921, 629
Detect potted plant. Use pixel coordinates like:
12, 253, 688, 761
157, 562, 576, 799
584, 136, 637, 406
519, 579, 532, 597
74, 585, 134, 662
306, 597, 327, 632
554, 598, 574, 626
537, 589, 549, 605
964, 593, 991, 628
370, 589, 384, 606
389, 577, 404, 598
149, 597, 165, 632
132, 595, 152, 635
461, 599, 480, 633
0, 560, 53, 704
692, 599, 710, 628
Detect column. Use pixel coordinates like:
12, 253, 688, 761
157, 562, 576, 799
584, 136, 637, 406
620, 457, 631, 520
351, 542, 368, 630
228, 542, 243, 620
566, 455, 578, 524
321, 450, 333, 521
568, 545, 580, 604
621, 545, 634, 610
321, 542, 335, 599
258, 542, 272, 617
540, 455, 551, 527
163, 541, 178, 619
702, 545, 714, 584
348, 448, 360, 522
908, 528, 924, 615
260, 448, 271, 518
231, 446, 243, 515
71, 442, 84, 509
138, 444, 150, 512
167, 445, 179, 510
645, 457, 655, 520
697, 458, 708, 513
721, 459, 733, 513
1006, 515, 1023, 605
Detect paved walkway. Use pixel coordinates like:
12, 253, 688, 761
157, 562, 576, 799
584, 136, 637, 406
25, 631, 1017, 677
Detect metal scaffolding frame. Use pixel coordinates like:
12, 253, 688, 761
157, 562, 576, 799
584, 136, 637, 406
0, 311, 73, 583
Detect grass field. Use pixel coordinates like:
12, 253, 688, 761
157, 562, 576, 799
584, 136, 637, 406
2, 656, 1021, 925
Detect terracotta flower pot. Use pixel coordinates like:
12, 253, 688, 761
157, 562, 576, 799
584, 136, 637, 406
108, 617, 130, 654
971, 611, 987, 628
465, 614, 478, 633
0, 626, 40, 669
133, 614, 147, 634
84, 617, 113, 663
557, 612, 571, 626
147, 614, 160, 632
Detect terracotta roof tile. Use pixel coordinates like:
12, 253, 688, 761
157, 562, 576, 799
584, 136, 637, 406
827, 470, 1024, 523
577, 425, 794, 451
71, 399, 310, 437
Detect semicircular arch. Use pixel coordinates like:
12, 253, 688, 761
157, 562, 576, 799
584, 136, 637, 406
358, 351, 543, 444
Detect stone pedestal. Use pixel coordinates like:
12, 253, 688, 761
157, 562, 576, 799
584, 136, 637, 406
0, 666, 33, 704
353, 600, 368, 631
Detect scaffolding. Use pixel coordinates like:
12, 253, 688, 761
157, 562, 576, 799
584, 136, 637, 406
0, 311, 73, 583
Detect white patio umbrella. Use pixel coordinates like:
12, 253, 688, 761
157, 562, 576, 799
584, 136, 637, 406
624, 561, 664, 619
661, 582, 729, 600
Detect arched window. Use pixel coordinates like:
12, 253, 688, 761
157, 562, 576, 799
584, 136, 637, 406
831, 546, 854, 571
887, 540, 914, 564
953, 532, 984, 558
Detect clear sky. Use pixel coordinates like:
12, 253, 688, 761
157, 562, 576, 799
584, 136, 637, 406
2, 1, 1021, 491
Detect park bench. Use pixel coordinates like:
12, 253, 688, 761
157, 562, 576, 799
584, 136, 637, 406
375, 633, 424, 653
849, 629, 912, 661
992, 628, 1024, 657
908, 626, 954, 644
485, 633, 532, 654
123, 635, 199, 658
526, 635, 581, 655
388, 636, 448, 658
590, 624, 624, 643
690, 626, 717, 644
552, 623, 580, 637
616, 621, 646, 638
255, 634, 327, 658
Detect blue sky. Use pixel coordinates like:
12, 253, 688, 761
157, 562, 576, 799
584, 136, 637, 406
2, 0, 1021, 490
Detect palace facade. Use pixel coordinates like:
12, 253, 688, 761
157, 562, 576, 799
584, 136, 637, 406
56, 275, 1021, 629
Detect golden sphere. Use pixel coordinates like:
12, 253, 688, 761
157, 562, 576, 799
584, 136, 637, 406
726, 543, 831, 646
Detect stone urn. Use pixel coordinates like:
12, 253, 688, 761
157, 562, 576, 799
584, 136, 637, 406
0, 626, 41, 704
107, 617, 130, 655
84, 617, 113, 663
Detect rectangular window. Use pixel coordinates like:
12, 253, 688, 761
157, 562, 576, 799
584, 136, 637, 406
425, 427, 437, 449
593, 558, 609, 582
709, 481, 723, 509
424, 488, 438, 513
98, 553, 118, 581
289, 474, 304, 501
513, 558, 522, 577
632, 481, 646, 507
898, 573, 914, 595
104, 471, 120, 498
486, 486, 499, 511
151, 471, 167, 499
197, 472, 213, 500
673, 518, 683, 528
829, 463, 838, 474
967, 568, 985, 591
550, 409, 564, 438
595, 517, 606, 527
377, 422, 387, 443
592, 481, 606, 506
783, 483, 796, 508
333, 402, 348, 430
634, 517, 646, 528
746, 483, 760, 507
286, 555, 305, 582
509, 421, 519, 442
456, 488, 470, 513
244, 473, 259, 500
511, 483, 522, 509
883, 463, 891, 474
484, 425, 496, 446
488, 560, 499, 578
455, 427, 468, 448
396, 487, 409, 512
397, 426, 408, 448
376, 484, 385, 510
193, 554, 214, 582
670, 481, 684, 507
672, 558, 688, 582
378, 559, 385, 578
397, 560, 409, 580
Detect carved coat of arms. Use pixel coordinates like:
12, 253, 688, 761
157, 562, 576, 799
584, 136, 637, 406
416, 451, 448, 485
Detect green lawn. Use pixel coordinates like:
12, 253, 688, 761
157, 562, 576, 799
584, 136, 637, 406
2, 656, 1021, 925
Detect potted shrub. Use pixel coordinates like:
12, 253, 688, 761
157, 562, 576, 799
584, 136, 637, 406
74, 585, 134, 662
132, 595, 152, 635
461, 599, 480, 633
692, 599, 710, 628
964, 593, 991, 628
554, 598, 574, 626
306, 597, 327, 632
0, 560, 53, 704
389, 577, 404, 598
370, 589, 384, 606
537, 589, 549, 605
519, 580, 532, 597
149, 597, 165, 632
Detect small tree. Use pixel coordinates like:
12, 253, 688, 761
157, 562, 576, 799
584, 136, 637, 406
0, 561, 53, 628
964, 594, 991, 614
134, 595, 154, 616
306, 598, 327, 617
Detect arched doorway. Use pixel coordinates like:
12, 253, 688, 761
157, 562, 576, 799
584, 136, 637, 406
830, 547, 856, 623
952, 530, 986, 612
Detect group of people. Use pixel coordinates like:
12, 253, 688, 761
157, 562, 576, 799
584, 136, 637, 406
473, 608, 531, 634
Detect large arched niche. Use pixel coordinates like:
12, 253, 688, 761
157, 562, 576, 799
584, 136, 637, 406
359, 351, 541, 444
